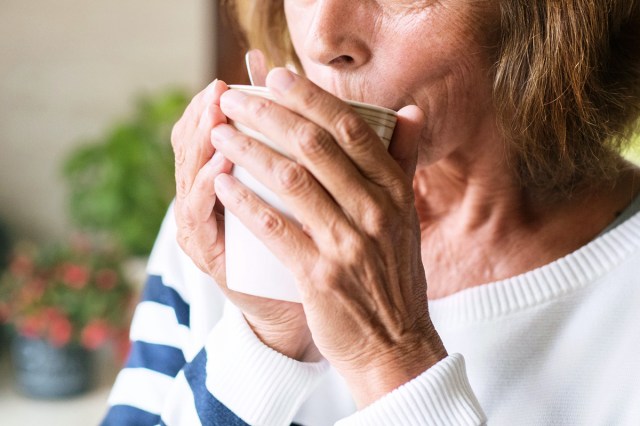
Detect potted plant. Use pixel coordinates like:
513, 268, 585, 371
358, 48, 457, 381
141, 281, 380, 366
0, 236, 134, 398
62, 89, 189, 257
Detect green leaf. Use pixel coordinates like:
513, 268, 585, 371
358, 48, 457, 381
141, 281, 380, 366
62, 88, 188, 255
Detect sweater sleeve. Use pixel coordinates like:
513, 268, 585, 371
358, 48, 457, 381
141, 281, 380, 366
187, 302, 329, 425
335, 354, 486, 426
102, 281, 327, 426
101, 206, 328, 425
100, 271, 192, 425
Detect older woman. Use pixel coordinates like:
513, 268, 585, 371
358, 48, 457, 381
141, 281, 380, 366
103, 1, 640, 425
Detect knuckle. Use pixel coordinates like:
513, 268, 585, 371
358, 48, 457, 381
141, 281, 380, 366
257, 209, 285, 238
275, 161, 309, 193
299, 88, 323, 110
296, 123, 332, 158
176, 174, 190, 198
171, 123, 186, 165
180, 206, 198, 230
233, 133, 255, 156
170, 121, 183, 150
174, 145, 186, 166
363, 205, 392, 237
335, 113, 370, 146
251, 98, 272, 119
336, 230, 367, 260
230, 184, 251, 206
175, 222, 192, 252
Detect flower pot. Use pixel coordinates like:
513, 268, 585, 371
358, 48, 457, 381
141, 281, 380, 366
11, 335, 93, 398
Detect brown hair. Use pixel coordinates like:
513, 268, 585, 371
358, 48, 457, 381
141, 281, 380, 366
227, 1, 640, 194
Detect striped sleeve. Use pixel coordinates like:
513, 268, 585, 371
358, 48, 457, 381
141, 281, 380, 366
103, 278, 328, 426
102, 205, 326, 425
102, 204, 197, 425
101, 273, 191, 425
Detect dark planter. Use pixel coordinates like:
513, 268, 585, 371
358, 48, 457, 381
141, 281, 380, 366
11, 335, 93, 398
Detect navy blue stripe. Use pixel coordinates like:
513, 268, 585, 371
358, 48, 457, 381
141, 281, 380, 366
184, 350, 249, 426
125, 341, 186, 377
101, 404, 160, 426
142, 274, 190, 326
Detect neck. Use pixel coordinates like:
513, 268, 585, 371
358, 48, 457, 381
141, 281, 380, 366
414, 148, 640, 300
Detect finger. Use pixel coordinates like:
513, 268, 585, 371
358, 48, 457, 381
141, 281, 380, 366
210, 123, 349, 244
191, 213, 224, 276
176, 80, 229, 199
218, 89, 374, 220
389, 105, 425, 178
186, 150, 233, 222
265, 68, 405, 186
196, 80, 229, 128
174, 80, 222, 197
173, 79, 226, 166
214, 173, 317, 279
181, 79, 222, 131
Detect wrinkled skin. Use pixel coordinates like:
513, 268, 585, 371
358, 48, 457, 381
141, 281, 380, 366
171, 0, 500, 407
170, 0, 640, 408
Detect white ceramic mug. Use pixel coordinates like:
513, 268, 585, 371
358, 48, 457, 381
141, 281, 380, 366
225, 85, 397, 302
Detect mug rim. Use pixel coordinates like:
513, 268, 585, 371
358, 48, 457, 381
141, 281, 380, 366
228, 84, 398, 117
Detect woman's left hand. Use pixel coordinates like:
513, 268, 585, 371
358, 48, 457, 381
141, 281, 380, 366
211, 68, 447, 407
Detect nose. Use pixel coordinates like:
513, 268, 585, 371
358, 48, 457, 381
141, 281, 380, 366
303, 0, 371, 69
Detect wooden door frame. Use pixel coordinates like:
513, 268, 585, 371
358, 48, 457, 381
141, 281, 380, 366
212, 0, 249, 84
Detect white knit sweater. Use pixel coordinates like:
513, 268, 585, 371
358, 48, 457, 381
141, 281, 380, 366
105, 207, 640, 425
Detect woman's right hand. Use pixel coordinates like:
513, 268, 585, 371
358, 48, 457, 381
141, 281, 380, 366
171, 79, 319, 361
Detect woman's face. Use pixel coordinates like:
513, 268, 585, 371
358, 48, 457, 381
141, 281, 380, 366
284, 0, 500, 165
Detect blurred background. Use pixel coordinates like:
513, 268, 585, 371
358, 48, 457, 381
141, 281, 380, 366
0, 1, 639, 425
0, 0, 246, 424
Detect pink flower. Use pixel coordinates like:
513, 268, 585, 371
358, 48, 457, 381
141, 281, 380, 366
95, 269, 118, 291
48, 314, 72, 347
81, 320, 111, 350
42, 307, 64, 321
62, 263, 89, 289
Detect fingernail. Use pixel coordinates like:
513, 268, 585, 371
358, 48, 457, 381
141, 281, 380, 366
211, 124, 236, 143
220, 90, 246, 111
267, 68, 296, 92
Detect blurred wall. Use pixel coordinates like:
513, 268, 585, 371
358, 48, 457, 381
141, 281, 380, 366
0, 0, 212, 242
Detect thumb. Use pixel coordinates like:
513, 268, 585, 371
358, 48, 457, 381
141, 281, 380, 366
388, 105, 426, 177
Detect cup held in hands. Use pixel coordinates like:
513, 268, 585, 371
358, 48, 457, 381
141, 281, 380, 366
225, 85, 397, 303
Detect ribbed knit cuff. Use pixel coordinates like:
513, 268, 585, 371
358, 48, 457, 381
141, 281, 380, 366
204, 302, 329, 426
335, 354, 486, 426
